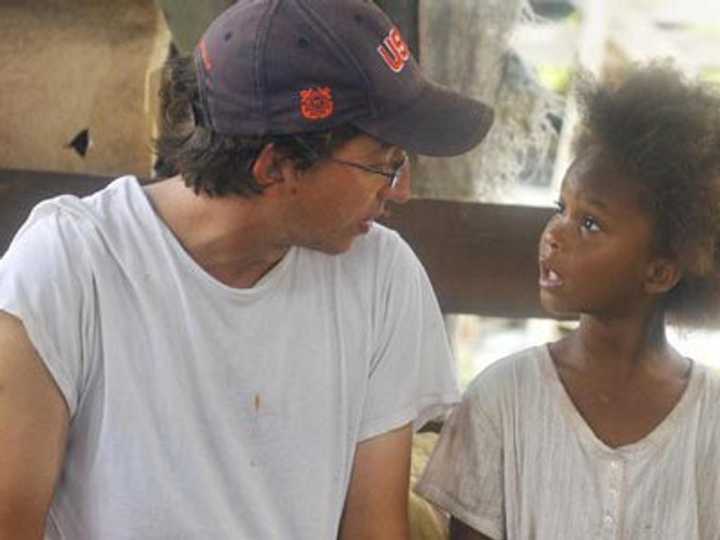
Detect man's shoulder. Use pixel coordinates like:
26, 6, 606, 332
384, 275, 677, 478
4, 175, 150, 275
17, 175, 139, 232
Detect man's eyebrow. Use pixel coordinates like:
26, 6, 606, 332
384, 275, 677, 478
372, 140, 399, 153
365, 142, 401, 162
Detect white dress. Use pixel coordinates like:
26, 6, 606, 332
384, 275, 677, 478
416, 344, 720, 540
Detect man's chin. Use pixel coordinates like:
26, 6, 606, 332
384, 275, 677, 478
306, 237, 356, 256
301, 226, 369, 255
323, 240, 355, 255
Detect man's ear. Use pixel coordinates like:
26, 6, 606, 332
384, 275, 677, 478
252, 143, 285, 189
645, 257, 682, 295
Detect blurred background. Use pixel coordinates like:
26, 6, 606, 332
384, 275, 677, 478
449, 0, 720, 386
1, 0, 719, 387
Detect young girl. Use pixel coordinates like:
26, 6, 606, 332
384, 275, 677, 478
415, 64, 720, 540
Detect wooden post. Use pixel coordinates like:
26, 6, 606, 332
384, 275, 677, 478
155, 0, 233, 53
550, 1, 608, 192
414, 0, 527, 200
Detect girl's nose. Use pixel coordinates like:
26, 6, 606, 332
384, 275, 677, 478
540, 220, 563, 255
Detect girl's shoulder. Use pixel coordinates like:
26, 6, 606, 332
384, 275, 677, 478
463, 344, 551, 416
694, 362, 720, 406
682, 363, 720, 452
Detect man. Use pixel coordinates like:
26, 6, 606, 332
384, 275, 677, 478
0, 1, 493, 538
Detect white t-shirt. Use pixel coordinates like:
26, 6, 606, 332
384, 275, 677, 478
0, 176, 459, 540
416, 345, 720, 540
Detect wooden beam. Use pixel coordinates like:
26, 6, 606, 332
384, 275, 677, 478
380, 199, 555, 319
0, 168, 557, 319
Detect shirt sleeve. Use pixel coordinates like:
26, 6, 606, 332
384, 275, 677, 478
0, 203, 95, 416
414, 382, 505, 540
357, 233, 460, 441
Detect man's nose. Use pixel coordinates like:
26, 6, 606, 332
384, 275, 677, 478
383, 165, 411, 204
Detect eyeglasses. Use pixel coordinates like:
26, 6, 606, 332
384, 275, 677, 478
291, 136, 407, 190
327, 153, 408, 190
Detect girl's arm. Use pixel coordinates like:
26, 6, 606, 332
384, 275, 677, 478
450, 516, 495, 540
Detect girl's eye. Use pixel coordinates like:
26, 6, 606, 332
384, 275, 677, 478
582, 216, 601, 232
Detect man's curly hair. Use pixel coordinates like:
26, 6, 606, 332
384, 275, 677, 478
154, 54, 360, 197
573, 62, 720, 326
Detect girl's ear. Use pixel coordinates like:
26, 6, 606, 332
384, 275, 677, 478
645, 258, 682, 295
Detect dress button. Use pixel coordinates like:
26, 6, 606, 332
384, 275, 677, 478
604, 514, 614, 527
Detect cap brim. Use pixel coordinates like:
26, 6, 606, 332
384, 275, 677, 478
354, 80, 494, 157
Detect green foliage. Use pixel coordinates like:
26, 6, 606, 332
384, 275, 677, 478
538, 64, 573, 94
700, 67, 720, 86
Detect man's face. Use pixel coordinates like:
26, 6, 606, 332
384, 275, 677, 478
283, 134, 411, 254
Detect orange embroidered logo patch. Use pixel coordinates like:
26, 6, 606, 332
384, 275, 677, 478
300, 87, 334, 121
377, 27, 410, 73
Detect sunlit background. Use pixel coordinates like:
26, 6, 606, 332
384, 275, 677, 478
453, 0, 720, 386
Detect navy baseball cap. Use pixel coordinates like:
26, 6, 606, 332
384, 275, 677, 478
193, 0, 494, 157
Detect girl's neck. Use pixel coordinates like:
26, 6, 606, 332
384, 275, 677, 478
557, 308, 685, 381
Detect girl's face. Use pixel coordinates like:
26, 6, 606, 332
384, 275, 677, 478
538, 149, 659, 317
